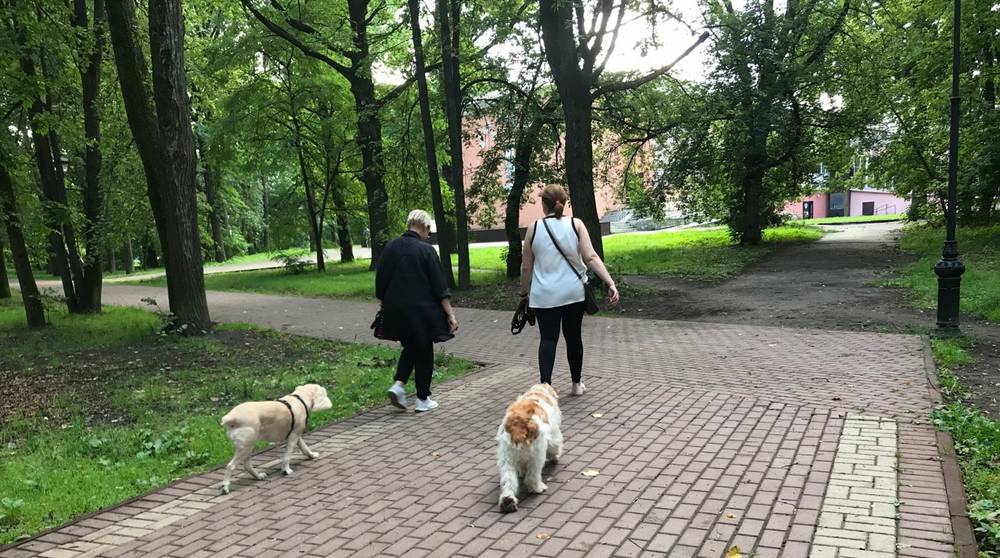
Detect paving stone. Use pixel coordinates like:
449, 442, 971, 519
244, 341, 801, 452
1, 298, 958, 558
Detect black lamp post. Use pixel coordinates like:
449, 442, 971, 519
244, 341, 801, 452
933, 0, 966, 337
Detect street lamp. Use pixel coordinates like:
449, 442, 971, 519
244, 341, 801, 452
933, 0, 965, 337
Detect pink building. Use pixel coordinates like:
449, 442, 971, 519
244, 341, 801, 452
462, 121, 621, 233
784, 189, 910, 219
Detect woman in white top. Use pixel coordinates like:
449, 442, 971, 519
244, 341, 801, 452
519, 185, 620, 395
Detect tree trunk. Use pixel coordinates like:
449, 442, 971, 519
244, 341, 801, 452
107, 247, 117, 274
107, 0, 171, 275
261, 175, 271, 252
438, 0, 470, 288
505, 119, 543, 278
333, 187, 354, 263
561, 98, 604, 255
352, 86, 390, 271
0, 159, 45, 328
148, 0, 211, 332
144, 243, 158, 268
347, 0, 389, 270
124, 238, 134, 274
407, 0, 455, 287
538, 0, 604, 257
74, 0, 107, 313
14, 27, 81, 311
290, 112, 325, 272
108, 0, 211, 332
740, 165, 765, 245
0, 232, 11, 299
195, 127, 226, 262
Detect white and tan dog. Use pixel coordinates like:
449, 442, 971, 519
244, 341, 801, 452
496, 383, 563, 512
220, 384, 333, 494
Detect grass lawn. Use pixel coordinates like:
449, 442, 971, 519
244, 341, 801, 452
0, 295, 475, 545
122, 226, 821, 305
929, 338, 1000, 554
455, 224, 824, 280
205, 248, 310, 268
894, 224, 999, 322
129, 259, 507, 299
797, 213, 907, 225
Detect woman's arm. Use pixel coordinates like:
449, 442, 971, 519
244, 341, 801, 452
574, 219, 620, 305
428, 248, 458, 332
518, 223, 536, 297
441, 297, 458, 333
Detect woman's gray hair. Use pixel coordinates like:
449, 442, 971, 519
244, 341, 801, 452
407, 209, 433, 230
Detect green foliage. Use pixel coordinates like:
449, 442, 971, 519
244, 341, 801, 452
866, 0, 1000, 225
896, 225, 1000, 322
271, 250, 312, 275
634, 0, 874, 243
931, 337, 974, 398
932, 403, 1000, 556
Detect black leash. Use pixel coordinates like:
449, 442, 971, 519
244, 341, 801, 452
276, 394, 312, 440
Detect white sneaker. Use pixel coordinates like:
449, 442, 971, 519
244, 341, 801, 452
387, 384, 407, 409
571, 382, 586, 396
415, 398, 439, 413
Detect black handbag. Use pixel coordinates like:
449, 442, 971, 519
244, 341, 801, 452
511, 298, 536, 335
370, 310, 389, 340
541, 218, 600, 315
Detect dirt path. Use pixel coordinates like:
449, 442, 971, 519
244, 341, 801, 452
611, 222, 922, 332
608, 221, 1000, 417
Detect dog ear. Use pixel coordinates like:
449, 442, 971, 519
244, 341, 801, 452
311, 385, 333, 412
544, 384, 558, 399
504, 410, 539, 446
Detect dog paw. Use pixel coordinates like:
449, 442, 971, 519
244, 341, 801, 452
499, 496, 518, 513
306, 451, 320, 460
526, 482, 547, 494
221, 484, 230, 495
282, 467, 293, 476
254, 472, 267, 481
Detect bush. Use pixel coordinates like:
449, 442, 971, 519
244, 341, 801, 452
272, 251, 311, 274
932, 403, 1000, 555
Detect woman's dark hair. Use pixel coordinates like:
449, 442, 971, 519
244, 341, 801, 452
541, 184, 569, 218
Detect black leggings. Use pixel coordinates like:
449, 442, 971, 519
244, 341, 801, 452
533, 301, 586, 384
395, 338, 434, 399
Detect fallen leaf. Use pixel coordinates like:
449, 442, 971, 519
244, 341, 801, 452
726, 545, 742, 558
536, 532, 550, 540
725, 513, 736, 519
591, 413, 604, 418
581, 468, 600, 477
431, 452, 441, 458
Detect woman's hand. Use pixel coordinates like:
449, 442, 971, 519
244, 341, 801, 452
606, 283, 620, 306
447, 312, 458, 333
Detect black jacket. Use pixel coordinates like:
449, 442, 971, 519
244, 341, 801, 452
375, 231, 453, 343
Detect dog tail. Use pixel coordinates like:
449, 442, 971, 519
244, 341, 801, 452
220, 413, 238, 428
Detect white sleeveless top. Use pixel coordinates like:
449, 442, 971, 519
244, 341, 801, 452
529, 216, 586, 309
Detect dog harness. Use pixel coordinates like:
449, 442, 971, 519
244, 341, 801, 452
276, 394, 311, 439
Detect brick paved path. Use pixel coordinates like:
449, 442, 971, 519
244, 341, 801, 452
3, 286, 971, 558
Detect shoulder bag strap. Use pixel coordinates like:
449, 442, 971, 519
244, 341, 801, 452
540, 218, 586, 284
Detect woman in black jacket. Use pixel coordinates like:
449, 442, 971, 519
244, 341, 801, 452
377, 210, 458, 413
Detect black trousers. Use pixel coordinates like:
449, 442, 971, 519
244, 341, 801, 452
395, 338, 434, 399
533, 301, 586, 384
